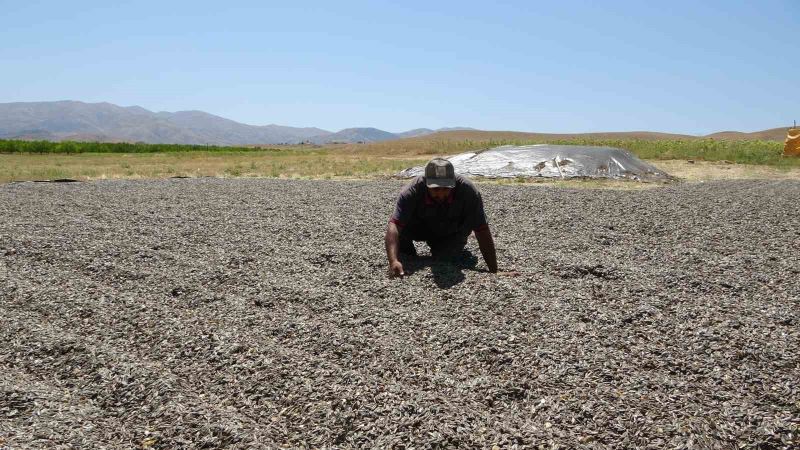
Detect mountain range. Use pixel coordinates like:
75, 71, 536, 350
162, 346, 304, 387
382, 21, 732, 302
0, 101, 473, 145
0, 100, 789, 145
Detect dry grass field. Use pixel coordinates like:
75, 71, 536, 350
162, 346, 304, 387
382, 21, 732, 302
0, 151, 430, 183
3, 151, 799, 187
1, 130, 797, 185
651, 160, 800, 181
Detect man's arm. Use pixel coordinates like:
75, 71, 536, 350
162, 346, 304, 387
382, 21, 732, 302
385, 221, 405, 277
387, 179, 421, 278
474, 227, 498, 273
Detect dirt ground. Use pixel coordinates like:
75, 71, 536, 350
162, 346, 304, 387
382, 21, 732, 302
1, 178, 798, 449
651, 160, 800, 182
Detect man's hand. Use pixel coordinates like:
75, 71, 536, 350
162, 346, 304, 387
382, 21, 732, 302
474, 227, 498, 273
389, 260, 405, 278
386, 222, 406, 278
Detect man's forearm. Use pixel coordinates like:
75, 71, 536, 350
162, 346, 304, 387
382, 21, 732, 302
385, 222, 401, 263
475, 228, 498, 272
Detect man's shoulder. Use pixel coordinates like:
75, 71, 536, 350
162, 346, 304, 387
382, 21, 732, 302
398, 176, 426, 198
455, 175, 480, 194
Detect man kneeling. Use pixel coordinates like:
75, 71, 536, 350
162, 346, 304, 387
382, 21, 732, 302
385, 158, 498, 278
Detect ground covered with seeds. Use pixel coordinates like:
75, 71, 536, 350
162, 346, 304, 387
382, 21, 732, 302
0, 178, 798, 449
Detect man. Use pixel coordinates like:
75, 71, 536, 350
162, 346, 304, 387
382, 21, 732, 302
385, 158, 498, 277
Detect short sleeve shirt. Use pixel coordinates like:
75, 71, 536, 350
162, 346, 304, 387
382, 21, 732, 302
390, 175, 488, 239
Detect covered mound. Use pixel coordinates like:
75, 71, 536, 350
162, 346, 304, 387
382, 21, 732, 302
399, 144, 671, 181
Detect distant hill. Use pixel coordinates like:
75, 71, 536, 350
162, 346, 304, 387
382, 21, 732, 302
310, 127, 397, 144
309, 127, 478, 143
409, 130, 699, 142
0, 101, 476, 145
0, 101, 337, 145
704, 127, 788, 141
406, 128, 789, 143
436, 127, 478, 132
394, 127, 476, 139
396, 128, 435, 139
156, 110, 329, 144
0, 101, 788, 145
0, 101, 205, 144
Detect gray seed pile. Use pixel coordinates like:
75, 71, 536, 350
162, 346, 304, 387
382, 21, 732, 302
1, 178, 798, 449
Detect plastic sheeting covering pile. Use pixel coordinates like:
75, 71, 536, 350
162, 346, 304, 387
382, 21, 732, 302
398, 144, 672, 181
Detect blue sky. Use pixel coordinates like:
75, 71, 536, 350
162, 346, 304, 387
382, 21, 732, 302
1, 0, 796, 134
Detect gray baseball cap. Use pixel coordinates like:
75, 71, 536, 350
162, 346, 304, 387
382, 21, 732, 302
424, 158, 456, 188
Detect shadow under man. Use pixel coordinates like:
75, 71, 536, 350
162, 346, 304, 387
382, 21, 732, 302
400, 249, 479, 289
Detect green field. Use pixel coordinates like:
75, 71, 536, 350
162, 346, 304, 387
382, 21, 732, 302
0, 138, 796, 184
339, 137, 792, 167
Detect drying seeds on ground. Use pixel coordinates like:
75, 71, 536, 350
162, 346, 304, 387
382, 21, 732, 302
1, 178, 798, 448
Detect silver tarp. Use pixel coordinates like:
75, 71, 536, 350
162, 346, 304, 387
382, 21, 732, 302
398, 144, 671, 182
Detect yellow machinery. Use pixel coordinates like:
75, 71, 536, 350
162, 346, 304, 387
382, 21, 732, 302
785, 126, 800, 157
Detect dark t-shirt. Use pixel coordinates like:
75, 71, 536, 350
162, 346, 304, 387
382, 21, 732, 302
390, 175, 488, 239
